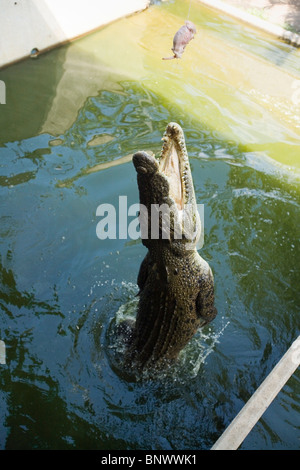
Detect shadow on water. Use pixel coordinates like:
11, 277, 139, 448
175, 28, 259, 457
0, 0, 299, 450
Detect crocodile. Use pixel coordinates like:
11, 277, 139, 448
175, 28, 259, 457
124, 122, 217, 370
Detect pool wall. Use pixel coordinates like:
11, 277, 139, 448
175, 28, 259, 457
198, 0, 300, 47
0, 0, 150, 69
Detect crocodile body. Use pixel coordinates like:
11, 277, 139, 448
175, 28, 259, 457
126, 123, 217, 369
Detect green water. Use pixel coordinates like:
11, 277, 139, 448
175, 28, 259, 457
0, 0, 299, 450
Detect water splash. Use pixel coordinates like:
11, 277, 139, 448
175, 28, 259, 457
185, 319, 230, 377
105, 280, 229, 381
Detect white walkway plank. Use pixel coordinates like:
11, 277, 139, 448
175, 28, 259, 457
211, 336, 300, 450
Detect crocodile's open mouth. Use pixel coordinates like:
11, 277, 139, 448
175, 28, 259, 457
159, 141, 183, 210
132, 122, 201, 248
159, 123, 189, 212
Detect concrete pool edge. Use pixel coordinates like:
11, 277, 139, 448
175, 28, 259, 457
1, 0, 300, 70
0, 0, 150, 69
198, 0, 300, 47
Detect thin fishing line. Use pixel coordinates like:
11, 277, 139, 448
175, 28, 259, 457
187, 0, 192, 19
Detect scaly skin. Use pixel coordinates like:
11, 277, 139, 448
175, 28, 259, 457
125, 123, 217, 370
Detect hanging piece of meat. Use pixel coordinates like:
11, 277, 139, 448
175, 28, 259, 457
162, 20, 196, 60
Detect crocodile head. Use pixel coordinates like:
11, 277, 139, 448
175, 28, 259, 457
133, 122, 201, 253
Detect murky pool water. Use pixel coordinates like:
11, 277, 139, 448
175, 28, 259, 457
0, 0, 299, 450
